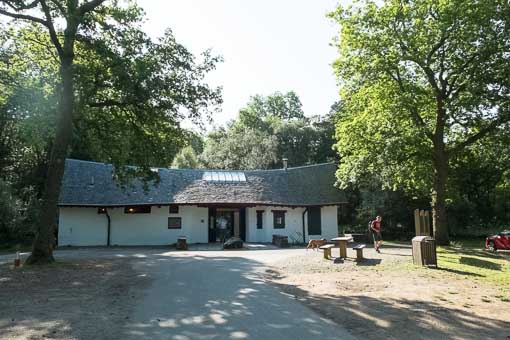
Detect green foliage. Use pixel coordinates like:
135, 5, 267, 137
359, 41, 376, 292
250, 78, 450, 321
0, 12, 221, 180
200, 127, 278, 170
172, 146, 200, 169
330, 0, 510, 242
0, 2, 222, 245
0, 179, 36, 243
0, 180, 17, 240
237, 91, 305, 130
200, 92, 337, 170
448, 127, 510, 235
330, 0, 510, 187
71, 24, 221, 179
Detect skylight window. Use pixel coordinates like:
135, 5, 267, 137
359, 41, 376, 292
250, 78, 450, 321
203, 171, 246, 183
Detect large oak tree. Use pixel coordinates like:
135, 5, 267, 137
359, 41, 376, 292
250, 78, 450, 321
330, 0, 510, 244
0, 0, 221, 263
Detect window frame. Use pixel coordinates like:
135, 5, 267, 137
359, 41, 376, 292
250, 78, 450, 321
256, 210, 264, 229
168, 217, 182, 229
272, 210, 286, 229
169, 204, 179, 214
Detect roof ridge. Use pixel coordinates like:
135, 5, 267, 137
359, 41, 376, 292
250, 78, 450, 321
66, 158, 109, 165
65, 158, 336, 172
285, 162, 336, 171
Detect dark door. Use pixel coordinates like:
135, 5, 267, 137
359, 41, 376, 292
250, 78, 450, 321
307, 207, 322, 235
240, 208, 246, 241
208, 208, 216, 242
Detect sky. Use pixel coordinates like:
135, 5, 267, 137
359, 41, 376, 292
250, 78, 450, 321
137, 0, 343, 128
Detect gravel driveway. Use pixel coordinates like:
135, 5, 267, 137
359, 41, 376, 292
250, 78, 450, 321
0, 246, 356, 340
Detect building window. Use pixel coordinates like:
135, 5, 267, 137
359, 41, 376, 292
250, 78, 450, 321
169, 204, 179, 214
256, 210, 264, 229
124, 206, 151, 214
272, 210, 286, 229
168, 217, 182, 229
97, 207, 107, 214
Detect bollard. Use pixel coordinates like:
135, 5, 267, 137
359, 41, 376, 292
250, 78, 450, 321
14, 251, 21, 268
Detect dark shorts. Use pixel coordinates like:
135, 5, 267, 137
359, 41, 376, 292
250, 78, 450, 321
373, 232, 382, 242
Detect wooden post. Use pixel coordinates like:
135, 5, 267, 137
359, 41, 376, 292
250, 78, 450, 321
423, 211, 431, 236
414, 209, 421, 236
414, 209, 432, 236
420, 210, 424, 235
355, 248, 363, 262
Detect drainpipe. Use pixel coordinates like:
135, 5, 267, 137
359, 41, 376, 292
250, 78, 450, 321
302, 208, 308, 244
105, 208, 111, 246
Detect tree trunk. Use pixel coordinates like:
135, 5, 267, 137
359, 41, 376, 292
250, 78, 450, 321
431, 142, 450, 245
25, 56, 75, 265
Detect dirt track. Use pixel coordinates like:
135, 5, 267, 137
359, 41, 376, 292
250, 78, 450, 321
268, 245, 510, 340
0, 258, 149, 340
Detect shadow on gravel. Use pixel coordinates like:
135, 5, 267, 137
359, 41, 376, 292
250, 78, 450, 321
0, 258, 149, 340
268, 272, 510, 340
122, 253, 350, 340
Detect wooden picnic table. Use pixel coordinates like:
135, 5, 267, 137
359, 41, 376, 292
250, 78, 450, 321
331, 236, 353, 258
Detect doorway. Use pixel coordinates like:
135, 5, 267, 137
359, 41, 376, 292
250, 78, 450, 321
208, 207, 246, 242
216, 210, 234, 242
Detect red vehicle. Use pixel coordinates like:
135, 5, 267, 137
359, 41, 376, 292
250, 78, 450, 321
485, 231, 510, 251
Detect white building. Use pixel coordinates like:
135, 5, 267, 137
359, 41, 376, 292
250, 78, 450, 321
58, 159, 347, 246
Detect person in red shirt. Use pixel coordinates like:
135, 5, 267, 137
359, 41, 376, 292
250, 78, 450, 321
371, 215, 383, 253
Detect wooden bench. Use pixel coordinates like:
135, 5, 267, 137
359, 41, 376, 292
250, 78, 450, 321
353, 244, 366, 261
319, 244, 335, 259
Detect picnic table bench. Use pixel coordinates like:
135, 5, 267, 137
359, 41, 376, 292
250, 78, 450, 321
331, 236, 353, 259
353, 244, 366, 261
319, 244, 335, 259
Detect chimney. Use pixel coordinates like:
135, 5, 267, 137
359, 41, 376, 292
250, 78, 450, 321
282, 158, 288, 170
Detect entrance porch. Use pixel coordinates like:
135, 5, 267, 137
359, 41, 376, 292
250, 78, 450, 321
208, 207, 247, 243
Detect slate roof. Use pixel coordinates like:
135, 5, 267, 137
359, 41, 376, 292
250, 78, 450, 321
59, 159, 347, 207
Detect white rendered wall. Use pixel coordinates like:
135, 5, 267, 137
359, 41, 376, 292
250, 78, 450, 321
58, 205, 208, 246
315, 206, 340, 241
58, 207, 108, 246
245, 205, 339, 243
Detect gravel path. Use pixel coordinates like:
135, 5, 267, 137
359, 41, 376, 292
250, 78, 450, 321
0, 246, 356, 340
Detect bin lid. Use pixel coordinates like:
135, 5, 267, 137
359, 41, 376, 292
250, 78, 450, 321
412, 236, 434, 242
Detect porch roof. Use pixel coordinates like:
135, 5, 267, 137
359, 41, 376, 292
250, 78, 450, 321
59, 159, 347, 207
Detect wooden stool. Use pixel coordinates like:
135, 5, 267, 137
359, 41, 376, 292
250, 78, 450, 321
176, 237, 188, 250
353, 244, 366, 261
319, 244, 335, 259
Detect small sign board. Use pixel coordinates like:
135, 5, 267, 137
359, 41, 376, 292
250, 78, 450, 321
168, 217, 182, 229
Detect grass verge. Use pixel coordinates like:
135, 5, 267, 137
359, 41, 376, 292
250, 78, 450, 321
437, 243, 509, 302
385, 238, 510, 302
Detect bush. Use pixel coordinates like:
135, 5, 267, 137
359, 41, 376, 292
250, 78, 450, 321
0, 179, 36, 245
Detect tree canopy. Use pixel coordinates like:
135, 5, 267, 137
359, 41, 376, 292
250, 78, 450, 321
199, 92, 337, 170
0, 0, 221, 263
330, 0, 510, 244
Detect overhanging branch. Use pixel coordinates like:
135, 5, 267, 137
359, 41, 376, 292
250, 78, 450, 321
48, 0, 66, 16
449, 111, 510, 155
387, 67, 434, 141
78, 0, 106, 15
0, 7, 49, 27
3, 0, 40, 11
39, 0, 64, 58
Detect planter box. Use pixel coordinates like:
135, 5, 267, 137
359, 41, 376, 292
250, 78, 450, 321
272, 234, 289, 248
